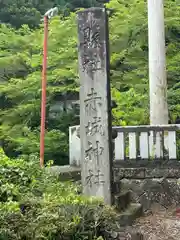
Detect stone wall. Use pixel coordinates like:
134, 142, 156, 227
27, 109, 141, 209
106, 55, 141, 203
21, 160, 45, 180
50, 160, 180, 211
114, 160, 180, 211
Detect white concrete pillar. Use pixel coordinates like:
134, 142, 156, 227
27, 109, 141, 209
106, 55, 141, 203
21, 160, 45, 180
69, 126, 81, 167
148, 0, 168, 125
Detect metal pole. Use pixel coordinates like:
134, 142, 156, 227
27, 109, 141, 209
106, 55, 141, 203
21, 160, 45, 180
40, 7, 58, 167
40, 15, 48, 168
148, 0, 168, 125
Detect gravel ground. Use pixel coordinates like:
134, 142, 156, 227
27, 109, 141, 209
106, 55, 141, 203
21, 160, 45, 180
133, 206, 180, 240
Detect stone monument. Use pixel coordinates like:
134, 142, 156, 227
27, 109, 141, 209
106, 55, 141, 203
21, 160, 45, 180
77, 8, 113, 205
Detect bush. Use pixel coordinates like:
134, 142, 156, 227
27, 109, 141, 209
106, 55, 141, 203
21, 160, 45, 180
0, 148, 117, 240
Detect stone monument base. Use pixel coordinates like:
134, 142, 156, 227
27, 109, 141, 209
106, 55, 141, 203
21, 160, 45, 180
50, 160, 180, 212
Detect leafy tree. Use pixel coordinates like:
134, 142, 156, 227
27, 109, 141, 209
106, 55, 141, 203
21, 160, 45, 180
0, 15, 79, 163
0, 0, 180, 163
107, 0, 180, 120
0, 0, 108, 29
0, 0, 41, 28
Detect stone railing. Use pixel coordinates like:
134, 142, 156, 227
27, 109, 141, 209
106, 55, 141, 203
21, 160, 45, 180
114, 125, 180, 161
69, 124, 180, 166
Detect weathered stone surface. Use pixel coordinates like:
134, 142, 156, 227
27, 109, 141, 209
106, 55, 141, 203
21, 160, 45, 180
114, 167, 180, 181
114, 160, 180, 168
114, 166, 180, 211
145, 168, 180, 178
103, 225, 144, 240
77, 8, 113, 205
114, 191, 131, 211
49, 165, 180, 212
113, 168, 146, 181
117, 203, 143, 226
120, 178, 180, 210
49, 165, 81, 181
103, 229, 144, 240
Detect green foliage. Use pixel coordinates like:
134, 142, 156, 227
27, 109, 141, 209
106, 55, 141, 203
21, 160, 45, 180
108, 0, 180, 124
0, 0, 108, 29
0, 15, 79, 163
0, 148, 117, 239
111, 88, 149, 126
0, 0, 180, 163
0, 0, 41, 28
